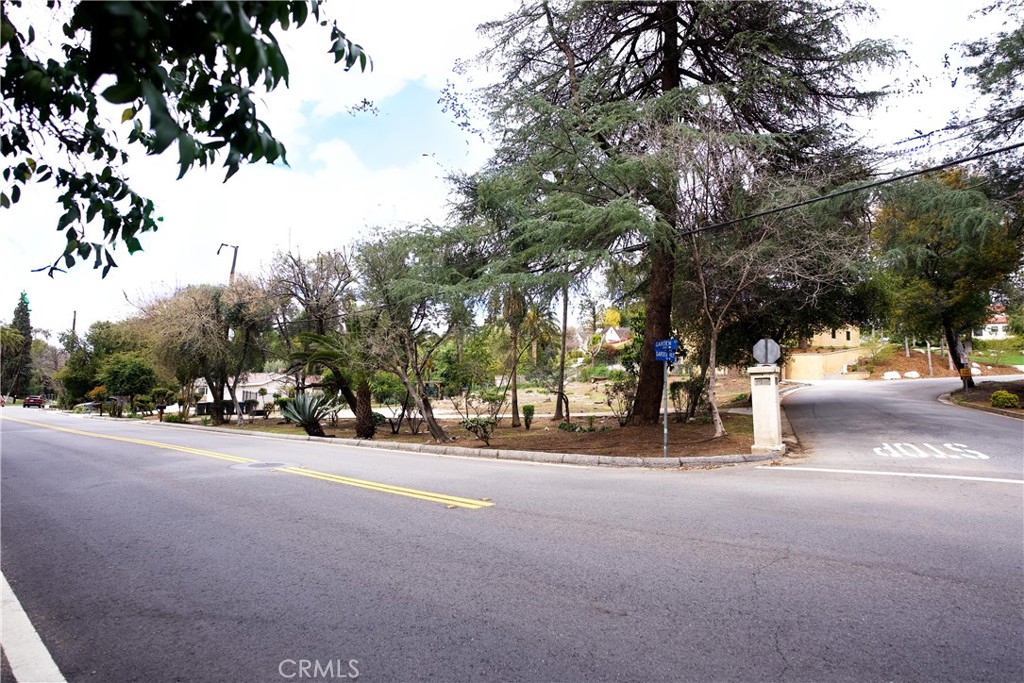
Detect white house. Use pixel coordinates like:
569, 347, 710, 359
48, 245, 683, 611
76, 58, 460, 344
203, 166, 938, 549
601, 326, 633, 348
973, 306, 1013, 341
195, 372, 308, 415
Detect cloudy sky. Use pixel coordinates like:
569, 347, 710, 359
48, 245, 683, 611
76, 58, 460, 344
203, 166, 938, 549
0, 0, 1009, 338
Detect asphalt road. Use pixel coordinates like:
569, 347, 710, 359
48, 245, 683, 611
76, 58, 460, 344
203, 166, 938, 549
1, 379, 1021, 683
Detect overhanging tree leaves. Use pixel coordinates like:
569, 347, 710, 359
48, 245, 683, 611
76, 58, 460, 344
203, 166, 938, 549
0, 0, 368, 275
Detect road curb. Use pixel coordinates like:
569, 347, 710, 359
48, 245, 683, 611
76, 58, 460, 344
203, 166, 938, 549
937, 393, 1024, 420
78, 413, 781, 469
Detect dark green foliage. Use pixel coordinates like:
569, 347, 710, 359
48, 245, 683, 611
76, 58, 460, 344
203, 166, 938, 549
469, 0, 897, 424
150, 387, 175, 406
990, 389, 1021, 409
281, 393, 334, 437
522, 404, 535, 430
875, 170, 1020, 386
163, 413, 187, 424
1, 1, 368, 274
275, 396, 293, 420
98, 352, 156, 413
962, 1, 1024, 141
1, 292, 32, 397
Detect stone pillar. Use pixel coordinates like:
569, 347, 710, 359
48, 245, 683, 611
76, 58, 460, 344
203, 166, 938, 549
748, 365, 784, 455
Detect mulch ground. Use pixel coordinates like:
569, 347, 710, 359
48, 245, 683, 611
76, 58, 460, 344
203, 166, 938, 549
950, 379, 1024, 418
172, 357, 1024, 457
232, 410, 755, 459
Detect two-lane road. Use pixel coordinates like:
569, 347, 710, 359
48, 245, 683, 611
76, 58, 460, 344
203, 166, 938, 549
1, 384, 1021, 682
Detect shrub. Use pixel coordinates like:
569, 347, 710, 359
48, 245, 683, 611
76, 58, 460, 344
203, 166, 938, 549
282, 393, 335, 437
371, 412, 388, 426
462, 417, 496, 445
163, 414, 187, 424
990, 390, 1021, 409
151, 387, 175, 406
558, 421, 593, 433
522, 404, 535, 430
578, 364, 611, 382
604, 376, 637, 426
275, 396, 293, 421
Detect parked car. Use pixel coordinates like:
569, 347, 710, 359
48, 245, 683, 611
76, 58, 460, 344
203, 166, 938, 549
22, 396, 45, 408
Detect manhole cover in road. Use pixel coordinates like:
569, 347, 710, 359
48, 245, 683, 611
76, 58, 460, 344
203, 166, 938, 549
229, 462, 295, 471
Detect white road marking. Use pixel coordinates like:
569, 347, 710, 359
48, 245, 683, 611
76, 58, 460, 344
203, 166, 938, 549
1, 571, 67, 683
873, 442, 990, 459
756, 466, 1023, 485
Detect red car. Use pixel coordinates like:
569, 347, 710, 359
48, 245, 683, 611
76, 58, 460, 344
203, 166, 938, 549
22, 396, 45, 408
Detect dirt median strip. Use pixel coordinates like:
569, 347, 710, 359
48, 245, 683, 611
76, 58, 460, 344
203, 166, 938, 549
123, 418, 781, 468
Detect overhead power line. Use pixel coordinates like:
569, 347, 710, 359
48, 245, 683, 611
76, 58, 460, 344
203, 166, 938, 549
679, 140, 1024, 238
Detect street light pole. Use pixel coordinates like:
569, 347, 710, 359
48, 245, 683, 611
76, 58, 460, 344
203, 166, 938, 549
217, 243, 239, 282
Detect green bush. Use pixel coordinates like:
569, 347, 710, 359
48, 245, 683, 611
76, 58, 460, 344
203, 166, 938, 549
462, 417, 496, 445
371, 412, 388, 426
522, 404, 535, 430
275, 396, 293, 421
558, 421, 593, 433
163, 414, 187, 424
990, 390, 1021, 409
578, 364, 611, 382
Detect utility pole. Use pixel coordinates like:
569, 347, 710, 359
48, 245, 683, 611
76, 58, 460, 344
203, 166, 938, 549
217, 243, 239, 282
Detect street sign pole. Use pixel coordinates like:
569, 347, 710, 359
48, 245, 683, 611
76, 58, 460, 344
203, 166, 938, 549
663, 358, 669, 458
653, 338, 677, 459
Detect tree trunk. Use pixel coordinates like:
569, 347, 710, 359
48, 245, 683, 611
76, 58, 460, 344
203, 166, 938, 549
707, 327, 727, 437
942, 321, 975, 389
510, 324, 521, 428
553, 280, 569, 421
926, 340, 933, 376
207, 375, 226, 425
628, 4, 679, 424
226, 383, 243, 425
354, 377, 375, 439
629, 246, 674, 424
339, 382, 358, 415
419, 394, 448, 442
399, 371, 448, 442
904, 337, 910, 358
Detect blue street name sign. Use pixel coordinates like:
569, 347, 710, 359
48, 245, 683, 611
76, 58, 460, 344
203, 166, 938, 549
654, 338, 677, 362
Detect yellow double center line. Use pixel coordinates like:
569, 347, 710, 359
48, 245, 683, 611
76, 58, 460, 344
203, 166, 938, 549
1, 415, 494, 510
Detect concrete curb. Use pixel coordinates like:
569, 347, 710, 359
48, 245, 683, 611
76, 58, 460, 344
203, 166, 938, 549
937, 393, 1024, 420
76, 412, 781, 470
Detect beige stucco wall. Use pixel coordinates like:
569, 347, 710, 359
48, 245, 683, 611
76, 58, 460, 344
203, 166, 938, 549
809, 327, 861, 349
785, 348, 865, 380
806, 325, 864, 348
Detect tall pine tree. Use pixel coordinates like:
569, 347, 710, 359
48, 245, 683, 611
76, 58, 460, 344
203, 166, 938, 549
2, 292, 33, 398
473, 0, 896, 423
